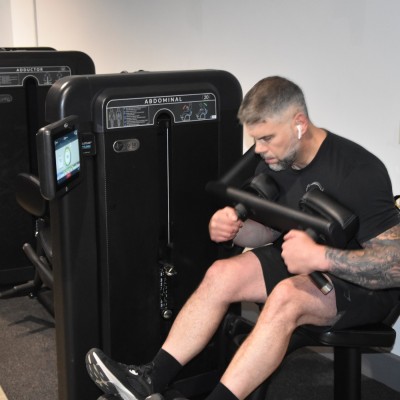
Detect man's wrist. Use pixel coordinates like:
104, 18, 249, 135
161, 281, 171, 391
320, 245, 331, 272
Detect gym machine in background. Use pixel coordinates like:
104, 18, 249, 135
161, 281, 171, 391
0, 49, 94, 286
36, 70, 243, 399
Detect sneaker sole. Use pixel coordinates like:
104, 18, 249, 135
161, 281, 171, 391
86, 349, 140, 400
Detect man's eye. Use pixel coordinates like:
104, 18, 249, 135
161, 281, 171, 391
257, 137, 272, 144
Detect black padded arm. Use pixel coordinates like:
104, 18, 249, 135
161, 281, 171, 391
15, 173, 47, 218
300, 188, 359, 249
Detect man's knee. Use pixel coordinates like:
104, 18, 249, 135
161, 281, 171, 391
201, 257, 246, 301
203, 258, 235, 289
261, 278, 307, 319
260, 276, 337, 327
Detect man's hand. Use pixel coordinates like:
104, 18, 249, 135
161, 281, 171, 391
281, 229, 328, 274
209, 206, 243, 243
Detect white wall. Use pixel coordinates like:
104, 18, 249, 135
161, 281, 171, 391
4, 0, 400, 356
18, 0, 400, 194
0, 0, 13, 45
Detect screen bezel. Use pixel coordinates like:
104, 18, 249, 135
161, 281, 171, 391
36, 115, 81, 200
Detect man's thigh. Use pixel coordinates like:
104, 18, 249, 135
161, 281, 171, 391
252, 244, 337, 326
218, 250, 268, 304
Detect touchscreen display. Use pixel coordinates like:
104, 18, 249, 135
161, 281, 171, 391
54, 129, 80, 186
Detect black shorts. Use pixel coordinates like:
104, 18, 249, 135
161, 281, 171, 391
251, 242, 400, 330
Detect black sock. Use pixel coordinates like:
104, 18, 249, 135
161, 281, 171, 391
205, 383, 239, 400
151, 349, 182, 392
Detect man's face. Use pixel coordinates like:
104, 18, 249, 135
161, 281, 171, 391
245, 116, 300, 171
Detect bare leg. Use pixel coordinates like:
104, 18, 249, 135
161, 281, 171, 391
220, 275, 338, 399
162, 251, 267, 365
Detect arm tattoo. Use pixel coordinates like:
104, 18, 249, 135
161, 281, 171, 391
326, 223, 400, 289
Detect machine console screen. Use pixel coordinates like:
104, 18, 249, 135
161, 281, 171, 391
54, 129, 80, 186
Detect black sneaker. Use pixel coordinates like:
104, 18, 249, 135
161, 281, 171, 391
86, 348, 155, 400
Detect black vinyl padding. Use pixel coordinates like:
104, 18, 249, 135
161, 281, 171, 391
15, 173, 47, 218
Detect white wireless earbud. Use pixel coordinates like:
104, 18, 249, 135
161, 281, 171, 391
297, 125, 302, 139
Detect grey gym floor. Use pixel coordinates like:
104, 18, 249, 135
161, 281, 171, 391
1, 291, 399, 400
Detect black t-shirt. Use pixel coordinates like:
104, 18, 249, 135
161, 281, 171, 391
255, 131, 400, 244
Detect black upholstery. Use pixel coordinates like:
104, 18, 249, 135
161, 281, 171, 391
0, 173, 53, 315
15, 173, 47, 218
297, 322, 397, 348
300, 186, 360, 248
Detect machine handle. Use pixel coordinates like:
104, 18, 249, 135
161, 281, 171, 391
305, 228, 333, 295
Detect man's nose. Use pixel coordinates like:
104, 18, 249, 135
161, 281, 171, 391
254, 141, 268, 154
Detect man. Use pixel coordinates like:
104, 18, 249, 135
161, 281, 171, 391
86, 76, 400, 400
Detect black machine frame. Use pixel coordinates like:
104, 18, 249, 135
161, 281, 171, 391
40, 69, 243, 399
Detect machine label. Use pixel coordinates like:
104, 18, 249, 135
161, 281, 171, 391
113, 138, 140, 153
0, 94, 12, 103
0, 66, 71, 87
106, 93, 217, 129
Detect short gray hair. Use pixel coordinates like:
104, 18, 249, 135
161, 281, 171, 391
238, 76, 309, 125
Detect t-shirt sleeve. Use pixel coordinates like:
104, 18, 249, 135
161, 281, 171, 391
339, 160, 400, 244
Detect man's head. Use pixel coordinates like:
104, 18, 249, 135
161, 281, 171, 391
238, 76, 308, 125
238, 76, 311, 171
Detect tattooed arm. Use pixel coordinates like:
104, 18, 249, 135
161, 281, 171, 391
282, 223, 400, 289
326, 223, 400, 289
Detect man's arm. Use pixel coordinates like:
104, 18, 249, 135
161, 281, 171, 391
209, 206, 280, 248
326, 223, 400, 289
282, 224, 400, 289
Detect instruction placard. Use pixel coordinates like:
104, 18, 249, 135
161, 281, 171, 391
0, 66, 71, 87
106, 93, 217, 129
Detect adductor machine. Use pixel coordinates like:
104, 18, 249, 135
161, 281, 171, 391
36, 70, 243, 399
0, 49, 94, 287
